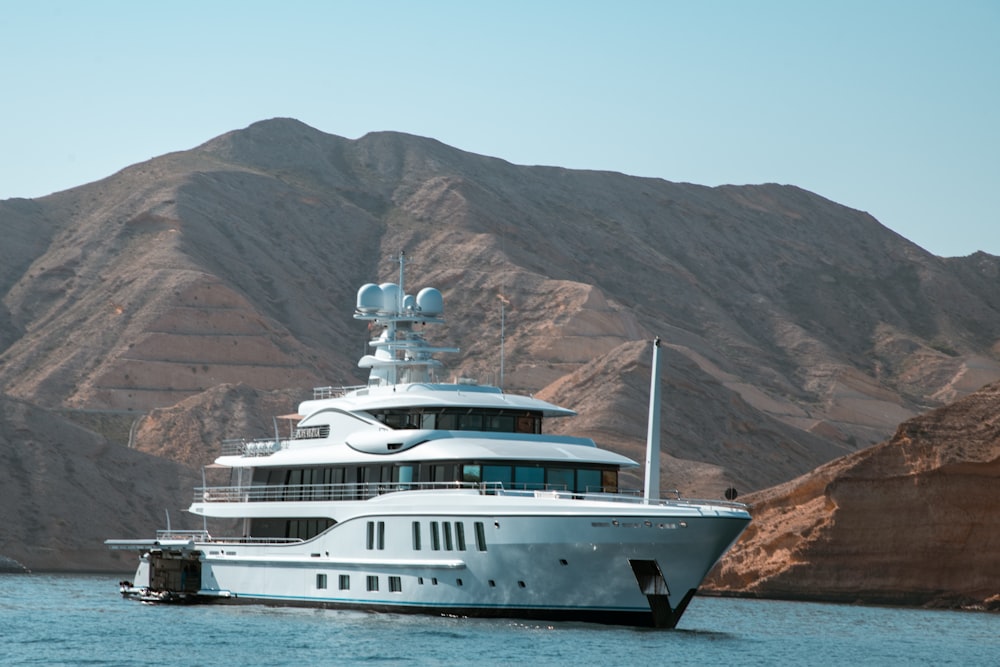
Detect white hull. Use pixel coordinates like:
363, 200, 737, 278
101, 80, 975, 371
119, 491, 748, 627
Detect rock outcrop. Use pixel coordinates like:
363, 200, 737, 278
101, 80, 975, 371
705, 381, 1000, 610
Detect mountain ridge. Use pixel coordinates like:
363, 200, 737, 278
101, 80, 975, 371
2, 117, 999, 572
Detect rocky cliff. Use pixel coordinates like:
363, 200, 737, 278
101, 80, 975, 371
705, 380, 1000, 609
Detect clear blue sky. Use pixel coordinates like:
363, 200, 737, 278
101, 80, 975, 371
2, 1, 997, 257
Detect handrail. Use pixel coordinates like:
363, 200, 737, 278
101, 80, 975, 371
193, 481, 748, 509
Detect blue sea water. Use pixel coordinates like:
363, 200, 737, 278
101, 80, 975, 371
2, 574, 997, 666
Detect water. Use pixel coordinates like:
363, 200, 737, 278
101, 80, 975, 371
2, 574, 996, 666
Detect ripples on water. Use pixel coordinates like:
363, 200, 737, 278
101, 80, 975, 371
3, 574, 997, 666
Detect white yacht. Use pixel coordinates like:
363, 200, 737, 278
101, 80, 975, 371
107, 253, 750, 628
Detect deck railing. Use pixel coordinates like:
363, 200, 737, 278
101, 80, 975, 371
193, 481, 747, 509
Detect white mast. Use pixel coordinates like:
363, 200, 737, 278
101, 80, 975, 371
644, 337, 662, 502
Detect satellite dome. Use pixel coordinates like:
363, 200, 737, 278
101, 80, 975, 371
416, 287, 443, 316
356, 283, 382, 313
379, 283, 400, 313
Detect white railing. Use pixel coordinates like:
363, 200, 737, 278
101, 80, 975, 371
193, 481, 747, 509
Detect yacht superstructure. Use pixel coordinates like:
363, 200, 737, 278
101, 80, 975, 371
107, 252, 750, 628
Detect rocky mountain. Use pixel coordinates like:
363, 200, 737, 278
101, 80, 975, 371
2, 117, 1000, 571
0, 394, 199, 571
704, 379, 1000, 610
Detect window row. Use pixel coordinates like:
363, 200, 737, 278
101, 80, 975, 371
251, 461, 619, 495
372, 407, 543, 434
315, 573, 401, 593
411, 521, 488, 552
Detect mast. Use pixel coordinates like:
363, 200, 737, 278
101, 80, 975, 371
353, 252, 457, 387
644, 337, 662, 501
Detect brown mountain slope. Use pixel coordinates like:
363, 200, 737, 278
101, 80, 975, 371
1, 117, 1000, 543
704, 380, 1000, 609
0, 394, 199, 571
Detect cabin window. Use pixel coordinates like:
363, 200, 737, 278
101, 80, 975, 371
547, 467, 574, 491
443, 522, 453, 551
514, 466, 544, 490
602, 469, 619, 493
399, 465, 416, 488
367, 576, 379, 592
389, 576, 402, 593
339, 575, 350, 590
377, 521, 385, 550
485, 415, 515, 432
316, 574, 327, 589
436, 413, 458, 429
456, 522, 467, 551
458, 413, 483, 431
430, 521, 441, 550
462, 465, 482, 483
483, 465, 512, 489
578, 469, 602, 493
474, 522, 487, 551
366, 521, 375, 550
412, 521, 421, 550
516, 415, 539, 433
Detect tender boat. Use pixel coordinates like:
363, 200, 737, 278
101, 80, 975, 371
107, 252, 750, 628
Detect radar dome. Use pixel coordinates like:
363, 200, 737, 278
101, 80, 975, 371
379, 283, 400, 313
416, 287, 444, 316
356, 283, 382, 313
402, 294, 417, 312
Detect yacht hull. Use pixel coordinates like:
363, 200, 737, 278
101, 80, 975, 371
127, 497, 749, 628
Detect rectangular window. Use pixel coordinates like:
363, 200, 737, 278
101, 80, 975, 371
456, 522, 466, 551
377, 521, 385, 550
458, 413, 483, 431
474, 521, 487, 551
412, 521, 422, 550
443, 522, 453, 551
339, 574, 350, 590
389, 576, 402, 593
366, 521, 375, 550
547, 467, 574, 491
515, 415, 538, 433
486, 415, 515, 432
578, 468, 602, 493
399, 465, 416, 488
514, 466, 544, 490
462, 464, 482, 484
367, 575, 379, 592
601, 469, 619, 493
316, 573, 327, 589
483, 465, 512, 490
430, 521, 440, 551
